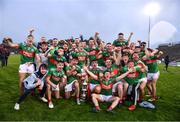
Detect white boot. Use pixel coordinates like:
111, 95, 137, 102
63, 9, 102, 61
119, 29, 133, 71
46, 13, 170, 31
14, 103, 20, 110
48, 101, 54, 109
40, 97, 48, 103
77, 98, 81, 105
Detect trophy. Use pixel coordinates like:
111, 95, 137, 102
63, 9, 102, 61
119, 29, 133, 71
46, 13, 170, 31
80, 70, 88, 102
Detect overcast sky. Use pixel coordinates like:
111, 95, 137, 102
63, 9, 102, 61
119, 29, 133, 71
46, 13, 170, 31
0, 0, 179, 48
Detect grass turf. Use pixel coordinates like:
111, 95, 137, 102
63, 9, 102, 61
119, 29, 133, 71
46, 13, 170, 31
0, 55, 180, 121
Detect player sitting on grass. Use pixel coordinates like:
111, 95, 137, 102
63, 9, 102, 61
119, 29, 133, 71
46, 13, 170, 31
83, 66, 132, 113
46, 62, 67, 109
14, 64, 48, 110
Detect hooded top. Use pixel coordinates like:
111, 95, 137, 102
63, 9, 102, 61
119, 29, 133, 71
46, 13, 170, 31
23, 64, 47, 89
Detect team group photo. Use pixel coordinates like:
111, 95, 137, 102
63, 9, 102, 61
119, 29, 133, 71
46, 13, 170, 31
0, 0, 179, 121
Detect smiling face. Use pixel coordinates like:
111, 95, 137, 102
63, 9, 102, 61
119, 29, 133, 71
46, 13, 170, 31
78, 43, 84, 52
75, 38, 80, 44
72, 43, 77, 49
106, 43, 113, 52
105, 59, 112, 68
130, 43, 135, 50
63, 44, 69, 51
91, 60, 98, 68
56, 62, 64, 71
118, 34, 124, 41
81, 41, 87, 48
104, 71, 111, 79
41, 43, 48, 51
116, 46, 122, 52
133, 53, 139, 61
57, 48, 64, 56
127, 61, 134, 68
122, 55, 129, 64
52, 39, 58, 47
89, 39, 95, 47
40, 66, 48, 75
71, 58, 78, 65
26, 36, 34, 46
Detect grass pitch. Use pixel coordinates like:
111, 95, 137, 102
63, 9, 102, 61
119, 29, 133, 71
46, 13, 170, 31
0, 55, 180, 121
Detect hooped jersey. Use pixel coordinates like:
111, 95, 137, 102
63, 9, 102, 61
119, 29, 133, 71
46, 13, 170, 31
47, 68, 65, 85
19, 43, 38, 64
100, 78, 116, 96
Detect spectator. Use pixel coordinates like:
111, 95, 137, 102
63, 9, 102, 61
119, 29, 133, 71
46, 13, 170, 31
164, 55, 170, 71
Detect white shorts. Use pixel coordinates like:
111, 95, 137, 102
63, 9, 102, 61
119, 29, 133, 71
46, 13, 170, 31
147, 71, 160, 81
52, 84, 59, 91
112, 82, 123, 93
89, 83, 98, 92
99, 95, 113, 102
65, 80, 76, 92
19, 63, 35, 74
139, 77, 147, 83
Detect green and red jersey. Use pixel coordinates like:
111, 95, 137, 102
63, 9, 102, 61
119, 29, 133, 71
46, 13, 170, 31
122, 66, 141, 85
102, 49, 113, 61
113, 39, 128, 47
85, 46, 99, 62
100, 78, 116, 96
100, 49, 114, 66
145, 55, 159, 73
19, 43, 38, 64
47, 68, 65, 85
134, 61, 146, 79
69, 51, 77, 59
48, 55, 67, 69
104, 64, 119, 78
49, 46, 59, 55
89, 68, 101, 84
65, 65, 82, 84
139, 51, 146, 60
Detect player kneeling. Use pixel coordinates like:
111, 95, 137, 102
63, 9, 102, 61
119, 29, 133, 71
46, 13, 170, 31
87, 59, 102, 95
84, 66, 132, 113
46, 62, 67, 109
14, 64, 48, 110
65, 57, 81, 105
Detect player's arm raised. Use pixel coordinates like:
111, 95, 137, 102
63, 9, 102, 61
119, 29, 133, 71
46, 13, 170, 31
6, 39, 19, 49
44, 46, 54, 57
115, 50, 122, 65
127, 32, 133, 47
94, 32, 99, 46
